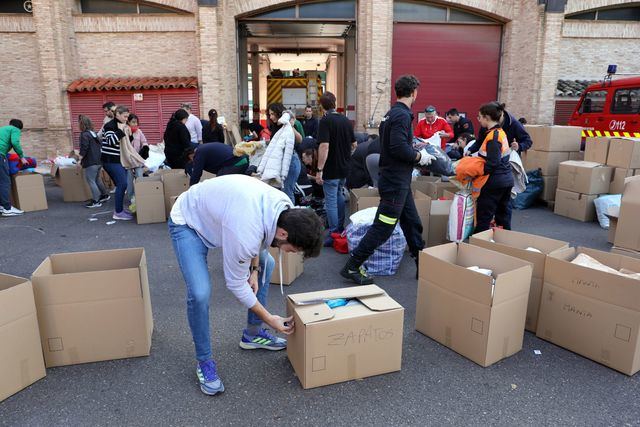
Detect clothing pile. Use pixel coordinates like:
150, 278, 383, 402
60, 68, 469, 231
7, 153, 36, 174
413, 136, 454, 176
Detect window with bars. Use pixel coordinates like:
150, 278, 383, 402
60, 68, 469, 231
0, 0, 33, 13
566, 6, 640, 21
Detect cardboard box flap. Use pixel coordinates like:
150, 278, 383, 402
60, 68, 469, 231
562, 160, 604, 169
492, 266, 534, 305
0, 275, 34, 327
38, 248, 145, 274
472, 229, 569, 255
287, 285, 396, 324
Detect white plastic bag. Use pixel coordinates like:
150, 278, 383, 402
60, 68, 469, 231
594, 194, 621, 229
54, 156, 76, 166
447, 191, 475, 243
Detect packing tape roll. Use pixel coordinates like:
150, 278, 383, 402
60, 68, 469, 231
347, 353, 357, 379
20, 358, 30, 387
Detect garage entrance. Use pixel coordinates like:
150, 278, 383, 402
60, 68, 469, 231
392, 1, 502, 131
237, 0, 357, 128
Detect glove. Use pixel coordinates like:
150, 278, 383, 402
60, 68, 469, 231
418, 149, 436, 166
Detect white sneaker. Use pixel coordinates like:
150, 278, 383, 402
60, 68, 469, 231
0, 206, 24, 216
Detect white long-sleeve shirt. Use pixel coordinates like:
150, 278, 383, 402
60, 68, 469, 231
170, 175, 292, 308
185, 114, 202, 144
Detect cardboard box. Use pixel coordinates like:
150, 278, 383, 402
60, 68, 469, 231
416, 243, 533, 367
611, 246, 640, 259
554, 189, 598, 222
161, 171, 189, 217
524, 125, 582, 152
614, 175, 640, 251
540, 175, 558, 201
10, 173, 48, 212
349, 188, 380, 215
606, 204, 619, 244
31, 248, 153, 368
0, 274, 46, 402
609, 168, 635, 195
426, 198, 452, 247
584, 137, 610, 164
134, 176, 165, 225
269, 247, 304, 285
58, 166, 92, 202
524, 150, 571, 176
537, 247, 640, 375
411, 177, 457, 200
569, 151, 584, 161
442, 189, 456, 200
557, 161, 613, 195
286, 285, 404, 389
469, 229, 569, 332
607, 138, 640, 169
200, 171, 216, 182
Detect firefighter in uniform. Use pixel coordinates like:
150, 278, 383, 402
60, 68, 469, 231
340, 75, 434, 284
446, 108, 475, 144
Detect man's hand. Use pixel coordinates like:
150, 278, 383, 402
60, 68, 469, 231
248, 270, 259, 294
511, 139, 519, 152
266, 314, 295, 335
315, 171, 324, 185
418, 149, 435, 166
20, 157, 30, 166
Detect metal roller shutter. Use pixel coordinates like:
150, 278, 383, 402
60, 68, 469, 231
68, 88, 199, 148
554, 100, 579, 125
392, 23, 502, 132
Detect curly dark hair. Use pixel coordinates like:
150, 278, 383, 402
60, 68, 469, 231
277, 208, 324, 258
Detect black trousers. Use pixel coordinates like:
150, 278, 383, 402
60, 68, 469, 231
350, 184, 425, 267
474, 186, 513, 233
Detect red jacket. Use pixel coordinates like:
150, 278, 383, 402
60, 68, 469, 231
414, 117, 453, 149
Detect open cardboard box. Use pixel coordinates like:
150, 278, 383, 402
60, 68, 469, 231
0, 274, 46, 402
416, 243, 533, 367
349, 187, 380, 215
286, 285, 404, 389
469, 229, 570, 332
161, 171, 189, 218
537, 246, 640, 375
31, 248, 153, 368
134, 176, 165, 225
269, 247, 304, 286
11, 172, 48, 212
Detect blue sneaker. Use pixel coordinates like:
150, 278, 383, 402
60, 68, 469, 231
239, 328, 287, 351
196, 359, 225, 396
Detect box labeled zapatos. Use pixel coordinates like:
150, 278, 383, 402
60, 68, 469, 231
287, 285, 403, 389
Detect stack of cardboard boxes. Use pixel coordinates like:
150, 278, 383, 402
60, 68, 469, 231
1, 248, 153, 402
523, 125, 583, 207
554, 160, 613, 221
611, 175, 640, 258
584, 137, 640, 195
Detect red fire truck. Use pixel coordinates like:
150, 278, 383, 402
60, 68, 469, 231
568, 72, 640, 139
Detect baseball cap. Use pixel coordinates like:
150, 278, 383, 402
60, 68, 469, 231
424, 105, 436, 113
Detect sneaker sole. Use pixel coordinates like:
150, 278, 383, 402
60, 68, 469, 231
1, 212, 23, 217
85, 205, 102, 209
239, 341, 286, 351
200, 383, 225, 396
112, 215, 133, 220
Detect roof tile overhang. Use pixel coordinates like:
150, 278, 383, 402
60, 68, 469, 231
67, 76, 198, 92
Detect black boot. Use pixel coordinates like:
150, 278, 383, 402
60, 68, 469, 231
340, 258, 374, 285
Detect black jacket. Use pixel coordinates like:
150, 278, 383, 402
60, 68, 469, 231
449, 117, 475, 144
201, 120, 225, 144
346, 139, 373, 189
482, 127, 514, 190
301, 117, 319, 139
80, 130, 102, 168
378, 102, 417, 190
164, 119, 192, 169
476, 111, 532, 154
187, 142, 239, 185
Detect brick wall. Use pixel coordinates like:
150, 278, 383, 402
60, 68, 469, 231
75, 32, 198, 78
0, 33, 46, 128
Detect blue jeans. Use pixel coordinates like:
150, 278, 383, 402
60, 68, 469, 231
323, 178, 346, 233
126, 166, 144, 199
168, 219, 275, 362
283, 154, 301, 204
102, 162, 128, 213
0, 154, 11, 210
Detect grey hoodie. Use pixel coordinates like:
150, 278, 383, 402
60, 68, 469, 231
171, 175, 292, 308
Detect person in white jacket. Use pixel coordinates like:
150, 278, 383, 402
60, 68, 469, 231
168, 174, 323, 396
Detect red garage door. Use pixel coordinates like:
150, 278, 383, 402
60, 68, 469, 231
68, 87, 199, 149
392, 23, 502, 132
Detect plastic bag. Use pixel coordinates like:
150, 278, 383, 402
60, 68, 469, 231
447, 191, 475, 242
513, 169, 543, 210
413, 137, 454, 176
594, 194, 621, 229
346, 215, 407, 276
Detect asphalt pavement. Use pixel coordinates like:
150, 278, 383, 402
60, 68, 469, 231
0, 178, 636, 427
